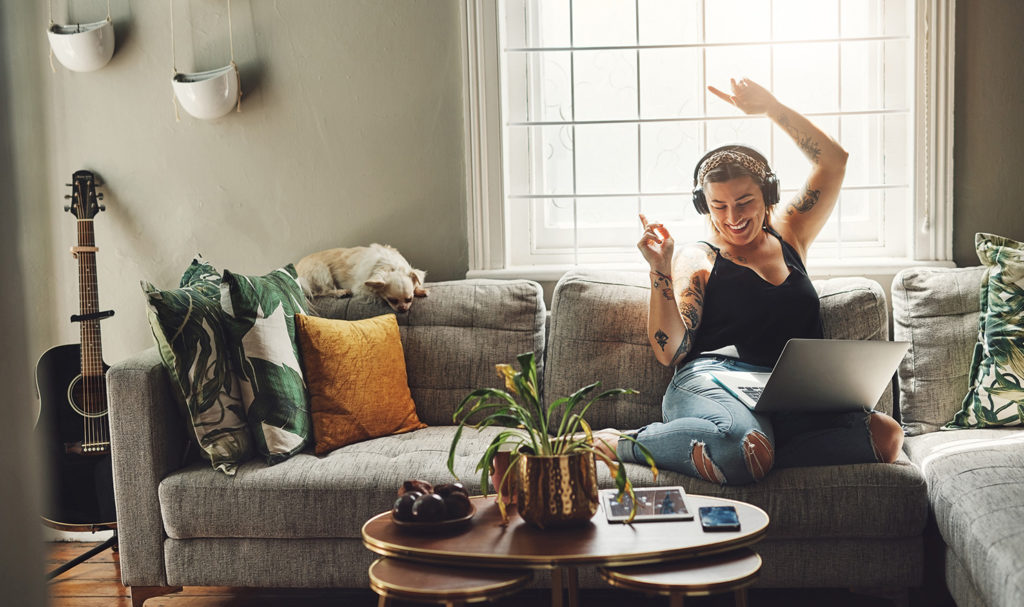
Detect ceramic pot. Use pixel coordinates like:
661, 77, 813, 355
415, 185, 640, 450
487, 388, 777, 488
172, 64, 240, 120
47, 20, 115, 72
515, 451, 599, 528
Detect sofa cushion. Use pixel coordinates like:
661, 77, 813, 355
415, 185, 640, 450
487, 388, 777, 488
220, 264, 311, 464
295, 313, 426, 454
951, 233, 1024, 428
307, 279, 547, 427
544, 271, 894, 432
158, 425, 928, 543
158, 426, 505, 540
141, 258, 253, 475
903, 429, 1024, 607
892, 266, 987, 435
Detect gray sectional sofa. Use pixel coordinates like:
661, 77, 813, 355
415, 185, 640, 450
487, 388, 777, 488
107, 268, 1022, 606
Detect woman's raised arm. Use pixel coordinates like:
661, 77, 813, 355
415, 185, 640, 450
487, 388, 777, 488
708, 78, 848, 257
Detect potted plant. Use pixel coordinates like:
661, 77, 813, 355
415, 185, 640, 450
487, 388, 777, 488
446, 352, 657, 526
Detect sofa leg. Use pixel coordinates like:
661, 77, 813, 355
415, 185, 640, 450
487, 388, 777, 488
129, 585, 183, 606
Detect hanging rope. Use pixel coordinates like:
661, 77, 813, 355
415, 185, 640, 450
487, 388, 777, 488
170, 0, 240, 119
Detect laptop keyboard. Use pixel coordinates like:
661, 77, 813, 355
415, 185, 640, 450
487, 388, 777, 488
738, 386, 764, 401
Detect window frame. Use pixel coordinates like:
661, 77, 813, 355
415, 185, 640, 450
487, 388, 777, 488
461, 0, 955, 279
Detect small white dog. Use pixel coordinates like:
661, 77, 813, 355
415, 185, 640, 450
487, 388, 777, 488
296, 243, 427, 313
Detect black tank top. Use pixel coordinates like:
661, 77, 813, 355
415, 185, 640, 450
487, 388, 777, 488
683, 227, 823, 367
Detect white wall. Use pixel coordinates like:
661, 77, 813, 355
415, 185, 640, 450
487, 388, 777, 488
18, 0, 468, 391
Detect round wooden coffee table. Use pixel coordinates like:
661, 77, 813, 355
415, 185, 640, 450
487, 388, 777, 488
362, 494, 768, 607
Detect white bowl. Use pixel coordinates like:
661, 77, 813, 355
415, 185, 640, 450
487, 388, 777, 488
172, 64, 240, 120
47, 20, 115, 72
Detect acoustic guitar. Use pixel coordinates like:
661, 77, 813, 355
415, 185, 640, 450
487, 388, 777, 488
35, 170, 117, 531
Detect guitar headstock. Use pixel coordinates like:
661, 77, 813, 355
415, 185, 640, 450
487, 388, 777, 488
64, 170, 105, 219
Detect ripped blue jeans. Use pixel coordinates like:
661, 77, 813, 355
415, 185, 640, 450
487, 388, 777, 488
617, 356, 880, 485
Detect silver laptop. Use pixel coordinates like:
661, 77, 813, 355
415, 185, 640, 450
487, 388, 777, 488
706, 339, 909, 413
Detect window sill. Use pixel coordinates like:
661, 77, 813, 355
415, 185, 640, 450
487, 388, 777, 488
466, 258, 957, 283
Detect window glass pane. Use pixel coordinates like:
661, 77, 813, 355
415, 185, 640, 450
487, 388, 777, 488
704, 46, 772, 114
506, 125, 575, 196
839, 0, 881, 38
505, 0, 571, 48
573, 49, 638, 121
772, 0, 838, 41
637, 0, 701, 45
882, 39, 911, 109
772, 43, 840, 114
641, 195, 696, 226
572, 0, 636, 48
641, 122, 703, 194
574, 123, 639, 194
639, 48, 703, 119
839, 114, 909, 187
840, 40, 883, 111
706, 119, 772, 157
882, 0, 911, 37
577, 197, 638, 247
705, 0, 770, 44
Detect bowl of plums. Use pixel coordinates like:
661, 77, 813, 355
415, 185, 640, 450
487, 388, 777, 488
391, 479, 475, 532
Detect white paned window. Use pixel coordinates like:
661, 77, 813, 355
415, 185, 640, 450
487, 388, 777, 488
463, 0, 954, 277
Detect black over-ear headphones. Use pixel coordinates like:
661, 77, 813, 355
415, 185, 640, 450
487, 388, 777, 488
691, 145, 780, 215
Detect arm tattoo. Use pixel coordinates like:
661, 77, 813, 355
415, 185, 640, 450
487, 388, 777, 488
787, 186, 821, 215
679, 302, 700, 330
654, 329, 669, 351
669, 330, 693, 366
775, 112, 822, 165
651, 270, 674, 301
682, 275, 705, 307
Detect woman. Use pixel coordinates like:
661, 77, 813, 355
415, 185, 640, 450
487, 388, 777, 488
600, 78, 904, 485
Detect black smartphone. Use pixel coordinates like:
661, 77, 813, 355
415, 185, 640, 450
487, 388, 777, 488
698, 506, 741, 532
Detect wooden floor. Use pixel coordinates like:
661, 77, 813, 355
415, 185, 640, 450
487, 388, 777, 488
47, 541, 943, 606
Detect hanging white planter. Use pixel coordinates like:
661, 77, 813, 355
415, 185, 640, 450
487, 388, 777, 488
47, 2, 115, 72
170, 0, 242, 121
172, 64, 240, 120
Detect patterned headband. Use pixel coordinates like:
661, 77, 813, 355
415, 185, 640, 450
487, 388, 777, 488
696, 150, 769, 186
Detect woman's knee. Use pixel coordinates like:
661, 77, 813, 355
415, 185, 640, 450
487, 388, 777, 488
690, 429, 774, 484
868, 412, 904, 463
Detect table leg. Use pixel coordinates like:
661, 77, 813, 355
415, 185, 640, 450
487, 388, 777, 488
550, 568, 564, 607
670, 593, 684, 607
735, 586, 748, 607
566, 567, 579, 607
377, 595, 389, 607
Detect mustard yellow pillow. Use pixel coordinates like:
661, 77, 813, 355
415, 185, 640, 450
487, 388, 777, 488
296, 313, 426, 454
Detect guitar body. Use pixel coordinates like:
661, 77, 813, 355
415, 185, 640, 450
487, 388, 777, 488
36, 343, 116, 529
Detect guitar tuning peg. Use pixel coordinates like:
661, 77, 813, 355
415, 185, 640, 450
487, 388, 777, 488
96, 193, 104, 200
99, 204, 106, 211
65, 183, 73, 187
64, 195, 72, 199
63, 205, 71, 212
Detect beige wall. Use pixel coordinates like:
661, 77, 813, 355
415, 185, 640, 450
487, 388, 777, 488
16, 0, 468, 374
953, 0, 1024, 265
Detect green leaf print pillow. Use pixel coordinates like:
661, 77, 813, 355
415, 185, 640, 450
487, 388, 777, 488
949, 233, 1024, 428
220, 264, 311, 464
142, 258, 254, 475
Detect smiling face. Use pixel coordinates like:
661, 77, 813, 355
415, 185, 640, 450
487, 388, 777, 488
704, 176, 768, 247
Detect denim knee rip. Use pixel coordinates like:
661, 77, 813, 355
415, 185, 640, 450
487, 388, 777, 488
690, 429, 773, 485
742, 429, 774, 481
690, 440, 726, 484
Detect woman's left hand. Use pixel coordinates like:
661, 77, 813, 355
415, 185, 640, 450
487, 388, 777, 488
707, 77, 778, 116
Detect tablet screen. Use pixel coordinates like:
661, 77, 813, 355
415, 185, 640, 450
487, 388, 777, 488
601, 486, 693, 522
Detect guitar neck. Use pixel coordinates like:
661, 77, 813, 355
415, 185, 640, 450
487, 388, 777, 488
76, 218, 104, 375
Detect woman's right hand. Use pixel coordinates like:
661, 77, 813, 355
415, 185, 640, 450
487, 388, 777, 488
638, 213, 674, 272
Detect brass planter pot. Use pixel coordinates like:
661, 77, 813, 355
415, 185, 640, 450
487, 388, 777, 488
515, 451, 599, 528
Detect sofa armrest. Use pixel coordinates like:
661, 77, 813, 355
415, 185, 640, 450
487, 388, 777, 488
107, 347, 186, 587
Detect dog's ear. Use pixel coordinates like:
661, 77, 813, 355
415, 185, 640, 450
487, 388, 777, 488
364, 270, 388, 291
411, 269, 428, 297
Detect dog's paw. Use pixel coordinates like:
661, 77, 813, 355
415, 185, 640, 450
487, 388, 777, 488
414, 287, 429, 298
326, 289, 353, 298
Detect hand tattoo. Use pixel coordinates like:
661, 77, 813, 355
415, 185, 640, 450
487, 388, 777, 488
654, 330, 669, 351
787, 186, 821, 215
